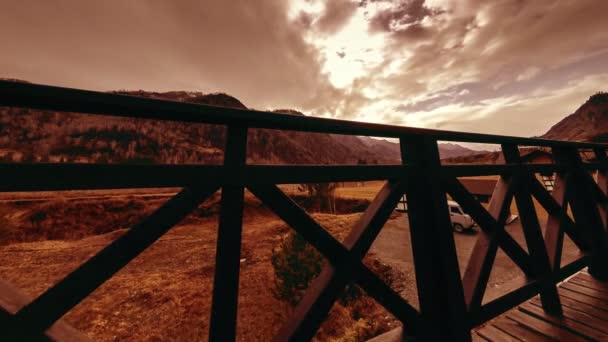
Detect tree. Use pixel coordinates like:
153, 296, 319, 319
271, 231, 399, 309
299, 183, 338, 214
271, 231, 323, 306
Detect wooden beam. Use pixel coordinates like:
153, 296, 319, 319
542, 170, 568, 271
441, 164, 554, 177
402, 137, 470, 341
528, 173, 589, 252
0, 164, 408, 192
444, 175, 534, 311
0, 279, 91, 342
3, 79, 608, 147
556, 148, 608, 280
251, 180, 410, 341
502, 144, 562, 315
209, 126, 248, 342
593, 148, 608, 230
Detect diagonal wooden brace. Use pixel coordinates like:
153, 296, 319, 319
248, 181, 418, 341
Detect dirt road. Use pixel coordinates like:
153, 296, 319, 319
370, 212, 582, 307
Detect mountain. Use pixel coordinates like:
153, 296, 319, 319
442, 92, 608, 164
439, 142, 485, 159
541, 92, 608, 142
0, 81, 478, 165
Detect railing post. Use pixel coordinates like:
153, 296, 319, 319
593, 147, 608, 230
400, 136, 470, 341
502, 144, 562, 315
556, 147, 608, 280
209, 125, 248, 341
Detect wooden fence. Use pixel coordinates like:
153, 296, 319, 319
1, 80, 608, 341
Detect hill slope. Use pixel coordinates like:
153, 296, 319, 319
541, 92, 608, 142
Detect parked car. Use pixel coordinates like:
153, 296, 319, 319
448, 200, 476, 233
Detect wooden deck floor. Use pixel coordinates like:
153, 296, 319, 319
474, 270, 608, 341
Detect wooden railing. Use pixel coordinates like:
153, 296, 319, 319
1, 80, 608, 341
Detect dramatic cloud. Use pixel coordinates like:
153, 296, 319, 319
1, 0, 607, 139
367, 0, 445, 39
0, 0, 337, 110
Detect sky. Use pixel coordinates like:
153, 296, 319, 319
1, 0, 607, 140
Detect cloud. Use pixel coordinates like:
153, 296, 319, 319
371, 0, 608, 97
367, 0, 446, 39
340, 0, 608, 135
383, 73, 608, 140
315, 0, 358, 34
516, 67, 540, 82
0, 0, 340, 111
1, 0, 607, 140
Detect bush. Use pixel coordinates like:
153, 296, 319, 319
271, 231, 323, 306
271, 230, 403, 340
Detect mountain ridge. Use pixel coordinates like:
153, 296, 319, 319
540, 92, 608, 142
0, 80, 483, 164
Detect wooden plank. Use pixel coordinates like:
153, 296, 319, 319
528, 174, 589, 252
506, 309, 587, 341
0, 279, 91, 342
530, 298, 608, 333
491, 318, 548, 342
569, 276, 608, 293
209, 126, 247, 342
17, 161, 608, 195
0, 163, 223, 192
2, 79, 608, 147
558, 288, 608, 311
533, 295, 608, 321
540, 171, 567, 271
576, 270, 608, 288
519, 302, 608, 340
3, 185, 218, 339
0, 164, 409, 192
476, 324, 520, 342
471, 332, 490, 342
470, 257, 587, 327
441, 164, 555, 178
402, 138, 469, 341
560, 282, 608, 301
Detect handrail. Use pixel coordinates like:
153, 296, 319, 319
1, 80, 608, 341
0, 80, 605, 148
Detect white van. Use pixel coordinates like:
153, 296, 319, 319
448, 200, 476, 233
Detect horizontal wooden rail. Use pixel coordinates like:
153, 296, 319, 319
1, 162, 606, 193
1, 80, 607, 148
0, 164, 408, 192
